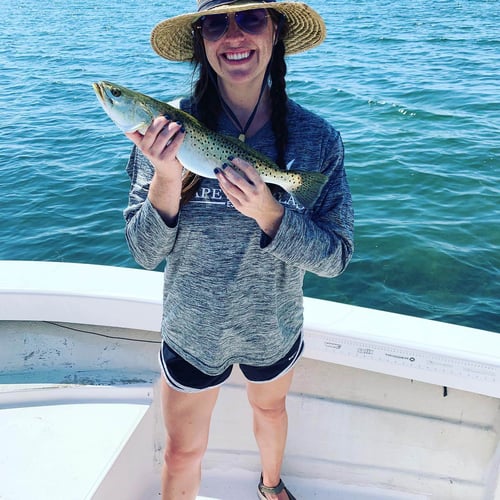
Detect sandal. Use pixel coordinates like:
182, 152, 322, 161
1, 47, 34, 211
257, 474, 296, 500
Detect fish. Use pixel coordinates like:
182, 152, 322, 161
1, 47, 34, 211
92, 81, 327, 208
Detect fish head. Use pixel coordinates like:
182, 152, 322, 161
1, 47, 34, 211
92, 81, 156, 134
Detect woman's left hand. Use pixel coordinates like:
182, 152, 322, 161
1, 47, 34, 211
215, 157, 284, 238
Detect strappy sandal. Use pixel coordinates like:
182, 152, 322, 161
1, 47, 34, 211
257, 474, 297, 500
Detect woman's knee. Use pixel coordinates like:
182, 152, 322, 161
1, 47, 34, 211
247, 371, 294, 418
163, 438, 207, 472
248, 392, 288, 421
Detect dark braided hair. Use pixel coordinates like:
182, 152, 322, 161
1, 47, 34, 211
180, 10, 289, 204
268, 11, 289, 170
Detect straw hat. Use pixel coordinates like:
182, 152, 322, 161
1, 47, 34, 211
151, 0, 326, 62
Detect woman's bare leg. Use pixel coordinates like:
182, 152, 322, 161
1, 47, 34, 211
247, 369, 295, 500
160, 377, 219, 500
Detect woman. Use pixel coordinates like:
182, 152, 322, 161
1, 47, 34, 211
124, 1, 354, 498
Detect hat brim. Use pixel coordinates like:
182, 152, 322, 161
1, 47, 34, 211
151, 2, 326, 62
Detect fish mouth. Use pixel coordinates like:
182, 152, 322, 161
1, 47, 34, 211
93, 82, 115, 108
92, 82, 104, 101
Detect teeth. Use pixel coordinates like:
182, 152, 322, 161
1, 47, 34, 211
226, 51, 251, 61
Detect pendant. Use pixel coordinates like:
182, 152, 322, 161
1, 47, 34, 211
238, 133, 246, 142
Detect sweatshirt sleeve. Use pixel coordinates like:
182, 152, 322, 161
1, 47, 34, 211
261, 128, 354, 278
123, 146, 179, 270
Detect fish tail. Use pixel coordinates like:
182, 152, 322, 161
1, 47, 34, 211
286, 170, 328, 208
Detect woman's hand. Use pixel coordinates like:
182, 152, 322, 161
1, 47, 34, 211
125, 116, 186, 226
215, 157, 284, 238
125, 116, 185, 183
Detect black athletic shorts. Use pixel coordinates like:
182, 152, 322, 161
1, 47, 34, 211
159, 334, 304, 393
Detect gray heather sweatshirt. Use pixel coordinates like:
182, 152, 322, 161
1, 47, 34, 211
124, 98, 354, 375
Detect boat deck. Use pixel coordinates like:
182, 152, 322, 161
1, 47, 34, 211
198, 469, 425, 500
1, 262, 499, 499
0, 383, 425, 500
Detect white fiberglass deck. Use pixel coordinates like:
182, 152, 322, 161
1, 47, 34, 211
0, 384, 425, 500
0, 398, 149, 500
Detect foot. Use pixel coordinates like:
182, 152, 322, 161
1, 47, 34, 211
257, 476, 296, 500
260, 490, 289, 500
260, 491, 290, 500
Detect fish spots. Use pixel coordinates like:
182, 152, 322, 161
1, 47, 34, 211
93, 81, 328, 207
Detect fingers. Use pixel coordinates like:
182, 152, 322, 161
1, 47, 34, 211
125, 116, 185, 162
124, 130, 143, 145
215, 165, 253, 203
143, 117, 181, 154
215, 157, 261, 191
214, 157, 283, 232
228, 157, 262, 186
214, 157, 267, 207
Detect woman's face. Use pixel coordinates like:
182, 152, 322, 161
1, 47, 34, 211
201, 10, 277, 90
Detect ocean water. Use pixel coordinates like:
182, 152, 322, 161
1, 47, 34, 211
1, 0, 498, 333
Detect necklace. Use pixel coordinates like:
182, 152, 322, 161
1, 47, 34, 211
218, 77, 269, 142
209, 65, 271, 143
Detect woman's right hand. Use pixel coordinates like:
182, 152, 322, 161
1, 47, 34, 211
125, 115, 185, 182
126, 116, 186, 226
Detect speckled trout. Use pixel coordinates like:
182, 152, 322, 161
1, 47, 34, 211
93, 81, 327, 208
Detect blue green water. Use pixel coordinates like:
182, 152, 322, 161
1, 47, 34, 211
1, 0, 498, 332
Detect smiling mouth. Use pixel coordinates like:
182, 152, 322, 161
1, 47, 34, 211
224, 50, 252, 61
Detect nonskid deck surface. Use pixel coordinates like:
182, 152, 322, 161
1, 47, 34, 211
197, 469, 426, 500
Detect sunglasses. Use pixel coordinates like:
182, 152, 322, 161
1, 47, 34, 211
195, 9, 269, 42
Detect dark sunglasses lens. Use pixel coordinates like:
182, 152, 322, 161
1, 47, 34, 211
200, 14, 228, 41
235, 9, 268, 34
199, 9, 268, 41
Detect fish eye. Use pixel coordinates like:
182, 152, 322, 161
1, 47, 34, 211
111, 88, 122, 98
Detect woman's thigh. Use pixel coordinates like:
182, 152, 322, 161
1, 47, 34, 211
160, 376, 220, 451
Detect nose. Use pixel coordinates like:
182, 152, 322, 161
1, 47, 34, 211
224, 14, 245, 39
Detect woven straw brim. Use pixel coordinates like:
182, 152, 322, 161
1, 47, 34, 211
151, 2, 326, 62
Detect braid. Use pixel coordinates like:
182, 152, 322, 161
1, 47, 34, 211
270, 37, 288, 170
269, 11, 289, 170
